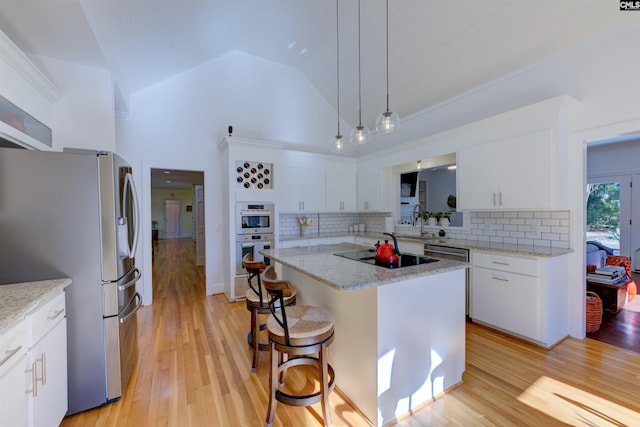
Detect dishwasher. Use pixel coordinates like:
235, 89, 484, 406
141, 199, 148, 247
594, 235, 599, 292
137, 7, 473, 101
424, 244, 471, 318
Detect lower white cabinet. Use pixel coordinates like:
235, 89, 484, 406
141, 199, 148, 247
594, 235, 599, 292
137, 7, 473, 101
470, 250, 569, 348
0, 319, 29, 427
27, 292, 67, 427
0, 291, 68, 427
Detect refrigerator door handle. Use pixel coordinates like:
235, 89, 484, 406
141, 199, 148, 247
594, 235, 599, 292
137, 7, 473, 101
120, 292, 142, 324
122, 172, 141, 259
117, 267, 142, 292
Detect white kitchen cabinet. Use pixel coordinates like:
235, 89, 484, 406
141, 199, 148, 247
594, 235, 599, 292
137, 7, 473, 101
326, 164, 356, 211
357, 167, 379, 211
458, 129, 555, 210
470, 250, 569, 347
26, 292, 68, 427
0, 319, 29, 427
0, 290, 67, 427
279, 165, 326, 212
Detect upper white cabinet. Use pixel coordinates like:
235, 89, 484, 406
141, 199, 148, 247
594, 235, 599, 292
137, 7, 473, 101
357, 166, 380, 211
279, 165, 326, 212
326, 162, 357, 211
0, 28, 60, 149
458, 129, 558, 210
279, 151, 357, 213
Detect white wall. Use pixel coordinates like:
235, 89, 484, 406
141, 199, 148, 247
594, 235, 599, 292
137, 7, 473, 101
29, 55, 115, 152
116, 51, 340, 304
587, 139, 640, 176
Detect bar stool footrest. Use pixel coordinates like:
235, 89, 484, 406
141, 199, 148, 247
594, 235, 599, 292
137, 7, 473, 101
275, 356, 335, 407
247, 324, 269, 350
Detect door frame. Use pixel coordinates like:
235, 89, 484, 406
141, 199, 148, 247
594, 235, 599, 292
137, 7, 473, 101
569, 119, 640, 339
141, 161, 210, 306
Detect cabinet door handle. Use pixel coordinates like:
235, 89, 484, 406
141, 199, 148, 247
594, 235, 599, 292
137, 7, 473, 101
492, 276, 509, 282
47, 308, 65, 320
37, 352, 46, 385
0, 345, 22, 367
491, 261, 510, 266
27, 361, 38, 397
493, 192, 496, 206
499, 192, 503, 206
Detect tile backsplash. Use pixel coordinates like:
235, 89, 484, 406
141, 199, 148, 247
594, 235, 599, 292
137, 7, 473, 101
279, 212, 390, 237
280, 210, 570, 249
397, 210, 570, 248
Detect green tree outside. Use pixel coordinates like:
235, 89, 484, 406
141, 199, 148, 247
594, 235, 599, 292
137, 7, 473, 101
586, 183, 620, 232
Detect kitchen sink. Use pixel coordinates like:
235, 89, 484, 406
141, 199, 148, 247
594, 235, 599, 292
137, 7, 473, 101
333, 249, 439, 269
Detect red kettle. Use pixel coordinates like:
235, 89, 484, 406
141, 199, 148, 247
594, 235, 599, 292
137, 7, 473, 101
375, 233, 402, 264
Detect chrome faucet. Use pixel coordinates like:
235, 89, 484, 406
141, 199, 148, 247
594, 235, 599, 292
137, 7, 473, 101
412, 203, 427, 237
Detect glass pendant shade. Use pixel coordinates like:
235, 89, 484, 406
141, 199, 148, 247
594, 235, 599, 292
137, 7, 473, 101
376, 110, 400, 133
330, 133, 346, 153
350, 124, 370, 146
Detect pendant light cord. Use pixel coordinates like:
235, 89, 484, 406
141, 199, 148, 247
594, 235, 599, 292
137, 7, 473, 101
357, 0, 363, 126
336, 0, 341, 135
385, 0, 390, 112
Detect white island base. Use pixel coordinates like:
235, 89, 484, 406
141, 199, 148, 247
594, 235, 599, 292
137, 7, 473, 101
280, 266, 466, 426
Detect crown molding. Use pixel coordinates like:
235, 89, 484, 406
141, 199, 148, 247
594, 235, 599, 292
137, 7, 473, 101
0, 29, 62, 103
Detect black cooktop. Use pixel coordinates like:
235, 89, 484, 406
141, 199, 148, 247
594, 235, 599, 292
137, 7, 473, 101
333, 249, 439, 269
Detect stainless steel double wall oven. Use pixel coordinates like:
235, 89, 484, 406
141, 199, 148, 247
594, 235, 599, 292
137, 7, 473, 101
235, 202, 274, 275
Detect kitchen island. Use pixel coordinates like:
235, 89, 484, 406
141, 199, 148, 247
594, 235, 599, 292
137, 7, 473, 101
261, 243, 469, 426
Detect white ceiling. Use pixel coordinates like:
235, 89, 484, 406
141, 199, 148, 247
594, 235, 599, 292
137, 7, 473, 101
0, 1, 638, 148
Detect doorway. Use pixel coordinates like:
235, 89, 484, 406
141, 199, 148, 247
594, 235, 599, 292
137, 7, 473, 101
148, 167, 206, 304
586, 142, 639, 353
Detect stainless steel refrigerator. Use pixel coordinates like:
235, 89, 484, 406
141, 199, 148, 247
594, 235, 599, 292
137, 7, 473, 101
0, 147, 142, 415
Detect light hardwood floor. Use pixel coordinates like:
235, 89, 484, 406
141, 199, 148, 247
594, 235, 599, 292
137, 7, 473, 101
61, 238, 640, 426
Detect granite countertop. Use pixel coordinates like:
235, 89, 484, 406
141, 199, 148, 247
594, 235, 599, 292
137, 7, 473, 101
280, 232, 572, 258
0, 278, 72, 332
261, 242, 469, 292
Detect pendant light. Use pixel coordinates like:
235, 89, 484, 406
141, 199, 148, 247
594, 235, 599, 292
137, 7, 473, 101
350, 0, 370, 146
330, 0, 346, 153
375, 0, 399, 134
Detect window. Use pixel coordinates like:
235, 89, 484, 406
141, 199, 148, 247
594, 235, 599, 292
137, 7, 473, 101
586, 175, 631, 256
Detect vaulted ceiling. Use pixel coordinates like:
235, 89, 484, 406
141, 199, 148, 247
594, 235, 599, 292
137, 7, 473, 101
0, 1, 638, 139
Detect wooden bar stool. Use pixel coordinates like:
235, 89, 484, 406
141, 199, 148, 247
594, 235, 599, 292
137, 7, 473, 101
260, 265, 335, 427
243, 254, 296, 372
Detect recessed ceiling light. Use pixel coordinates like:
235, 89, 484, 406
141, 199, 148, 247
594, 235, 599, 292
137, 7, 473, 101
299, 47, 307, 55
288, 42, 296, 50
165, 180, 172, 183
164, 171, 171, 174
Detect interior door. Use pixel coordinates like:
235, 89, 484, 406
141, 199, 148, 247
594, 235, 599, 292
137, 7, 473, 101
163, 199, 181, 238
195, 185, 205, 266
